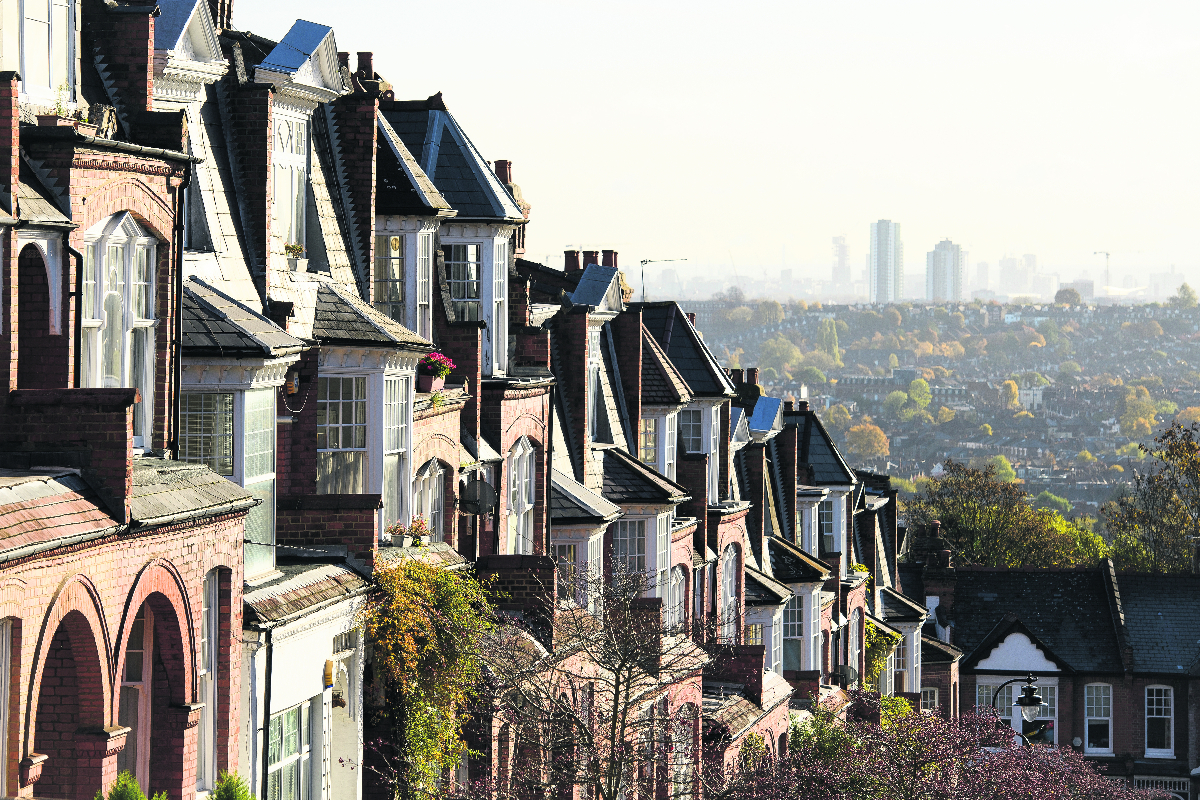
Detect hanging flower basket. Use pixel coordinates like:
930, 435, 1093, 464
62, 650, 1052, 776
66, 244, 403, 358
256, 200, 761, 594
418, 352, 454, 392
417, 374, 445, 393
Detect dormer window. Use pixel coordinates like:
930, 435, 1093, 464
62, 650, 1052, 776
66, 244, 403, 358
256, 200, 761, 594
21, 0, 74, 102
444, 244, 481, 321
374, 235, 404, 323
80, 214, 157, 447
274, 116, 308, 250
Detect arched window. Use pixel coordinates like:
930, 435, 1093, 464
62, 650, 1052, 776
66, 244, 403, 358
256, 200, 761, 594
414, 460, 444, 541
196, 570, 220, 790
671, 706, 696, 799
508, 437, 536, 554
720, 545, 738, 642
80, 213, 156, 446
666, 566, 687, 631
847, 609, 862, 679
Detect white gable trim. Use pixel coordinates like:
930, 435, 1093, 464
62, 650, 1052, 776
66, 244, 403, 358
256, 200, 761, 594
975, 632, 1059, 672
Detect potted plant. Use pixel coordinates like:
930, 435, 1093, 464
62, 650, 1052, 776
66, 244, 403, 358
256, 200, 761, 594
418, 352, 454, 393
284, 243, 307, 272
381, 515, 431, 547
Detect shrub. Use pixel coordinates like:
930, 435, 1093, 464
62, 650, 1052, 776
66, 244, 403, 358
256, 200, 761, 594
212, 772, 252, 800
95, 771, 167, 800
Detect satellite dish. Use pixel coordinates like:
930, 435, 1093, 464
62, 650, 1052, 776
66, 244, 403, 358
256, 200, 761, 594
460, 477, 497, 516
832, 665, 859, 687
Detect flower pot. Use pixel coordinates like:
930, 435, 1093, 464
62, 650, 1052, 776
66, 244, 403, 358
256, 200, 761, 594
286, 257, 308, 273
76, 122, 98, 137
417, 374, 445, 393
36, 114, 76, 128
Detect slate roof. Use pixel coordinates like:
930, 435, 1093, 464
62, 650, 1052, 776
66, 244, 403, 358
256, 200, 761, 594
641, 327, 692, 405
922, 634, 964, 664
379, 96, 524, 222
747, 396, 782, 437
0, 469, 117, 553
244, 561, 369, 625
880, 587, 928, 624
745, 567, 791, 607
1117, 574, 1200, 675
551, 468, 622, 524
767, 536, 830, 584
258, 20, 335, 76
130, 458, 257, 526
313, 282, 432, 349
601, 448, 690, 505
950, 569, 1123, 673
17, 161, 69, 225
784, 406, 856, 486
182, 278, 306, 358
375, 115, 454, 217
638, 302, 736, 398
154, 0, 202, 50
570, 264, 622, 309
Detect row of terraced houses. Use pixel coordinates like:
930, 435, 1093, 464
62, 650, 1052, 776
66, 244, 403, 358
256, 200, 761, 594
1, 1, 1199, 799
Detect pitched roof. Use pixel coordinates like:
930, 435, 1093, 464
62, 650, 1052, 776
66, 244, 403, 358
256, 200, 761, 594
747, 396, 783, 438
375, 115, 454, 217
785, 406, 855, 486
767, 536, 830, 584
313, 282, 432, 349
949, 569, 1123, 674
570, 264, 623, 310
130, 458, 257, 526
244, 561, 369, 624
379, 96, 524, 222
745, 567, 791, 607
922, 634, 964, 664
601, 448, 690, 505
641, 327, 692, 405
17, 160, 69, 225
1117, 574, 1200, 674
183, 278, 306, 358
638, 302, 736, 398
0, 469, 118, 554
880, 587, 928, 624
551, 468, 622, 524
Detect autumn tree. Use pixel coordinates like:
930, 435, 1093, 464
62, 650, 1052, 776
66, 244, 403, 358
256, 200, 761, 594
1118, 385, 1158, 435
846, 424, 889, 461
1054, 287, 1082, 305
755, 300, 784, 326
360, 554, 496, 799
826, 404, 852, 431
905, 460, 1107, 568
999, 379, 1019, 409
1176, 407, 1200, 426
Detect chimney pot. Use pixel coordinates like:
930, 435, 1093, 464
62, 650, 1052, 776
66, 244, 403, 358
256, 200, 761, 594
338, 52, 350, 69
685, 312, 696, 326
730, 369, 744, 386
746, 367, 760, 385
494, 159, 512, 184
939, 549, 953, 569
931, 519, 942, 538
784, 400, 794, 412
798, 400, 809, 411
602, 249, 618, 269
583, 250, 600, 267
564, 250, 581, 274
356, 52, 373, 77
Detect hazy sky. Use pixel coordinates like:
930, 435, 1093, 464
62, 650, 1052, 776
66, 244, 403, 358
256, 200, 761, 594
232, 1, 1200, 286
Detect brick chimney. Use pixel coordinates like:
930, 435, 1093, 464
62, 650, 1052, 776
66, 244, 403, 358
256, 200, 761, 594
209, 0, 232, 31
338, 52, 350, 70
357, 52, 373, 77
686, 312, 696, 326
583, 250, 600, 268
798, 399, 809, 411
602, 249, 618, 269
564, 250, 581, 274
729, 368, 745, 387
494, 159, 512, 184
746, 367, 760, 385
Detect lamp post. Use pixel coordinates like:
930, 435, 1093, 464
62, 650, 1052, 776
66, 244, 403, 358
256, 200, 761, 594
989, 673, 1049, 744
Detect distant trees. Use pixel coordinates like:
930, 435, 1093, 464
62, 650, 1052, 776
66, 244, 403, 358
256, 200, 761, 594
883, 391, 909, 417
1054, 287, 1082, 305
797, 366, 827, 385
1118, 385, 1158, 436
906, 378, 931, 409
816, 318, 841, 365
846, 424, 889, 461
755, 299, 784, 326
1169, 282, 1197, 309
1077, 449, 1097, 464
999, 380, 1020, 409
905, 460, 1106, 569
1177, 407, 1200, 426
826, 404, 852, 431
1034, 490, 1072, 515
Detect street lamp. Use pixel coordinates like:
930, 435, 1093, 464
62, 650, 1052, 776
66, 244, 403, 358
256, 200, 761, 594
990, 673, 1049, 743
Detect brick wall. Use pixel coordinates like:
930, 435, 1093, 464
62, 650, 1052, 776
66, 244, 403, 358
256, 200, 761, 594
475, 555, 555, 639
16, 245, 67, 389
225, 82, 273, 289
279, 349, 319, 496
482, 386, 550, 556
676, 452, 709, 559
330, 94, 378, 300
276, 494, 381, 563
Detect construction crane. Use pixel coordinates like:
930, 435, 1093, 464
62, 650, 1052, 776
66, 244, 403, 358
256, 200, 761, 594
639, 258, 687, 303
1094, 251, 1111, 297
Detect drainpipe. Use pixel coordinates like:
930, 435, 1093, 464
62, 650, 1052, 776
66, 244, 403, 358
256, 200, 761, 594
545, 380, 554, 556
260, 626, 274, 800
170, 167, 190, 459
65, 243, 84, 386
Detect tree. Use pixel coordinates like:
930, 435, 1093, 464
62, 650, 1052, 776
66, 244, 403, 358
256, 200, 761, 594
1054, 287, 1082, 305
978, 423, 993, 436
826, 404, 852, 431
1169, 282, 1198, 308
755, 300, 784, 326
936, 406, 955, 424
360, 554, 496, 798
725, 306, 753, 325
887, 353, 899, 369
1077, 449, 1097, 464
846, 424, 889, 461
1119, 385, 1157, 435
1034, 490, 1071, 515
1104, 470, 1194, 574
816, 318, 841, 364
1177, 407, 1200, 426
999, 380, 1019, 409
905, 460, 1102, 568
758, 336, 802, 378
883, 391, 909, 416
797, 366, 827, 385
906, 379, 932, 409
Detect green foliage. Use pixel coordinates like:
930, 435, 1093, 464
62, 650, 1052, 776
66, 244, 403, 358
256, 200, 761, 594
739, 731, 767, 772
1119, 385, 1158, 434
906, 378, 932, 409
978, 423, 993, 436
882, 391, 908, 416
1058, 360, 1082, 377
936, 406, 955, 424
1033, 490, 1071, 515
790, 696, 856, 759
1055, 287, 1082, 305
725, 306, 754, 324
1116, 442, 1146, 460
973, 454, 1016, 483
797, 366, 828, 385
863, 624, 901, 689
96, 772, 167, 800
755, 300, 784, 326
890, 476, 917, 496
816, 318, 842, 365
1169, 282, 1198, 308
999, 379, 1019, 408
759, 335, 802, 378
887, 353, 899, 368
878, 694, 914, 729
211, 772, 252, 800
1077, 449, 1097, 464
1157, 399, 1178, 416
827, 404, 852, 431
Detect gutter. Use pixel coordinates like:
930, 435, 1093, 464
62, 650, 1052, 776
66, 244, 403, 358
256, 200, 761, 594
20, 126, 201, 163
129, 496, 259, 530
259, 627, 273, 800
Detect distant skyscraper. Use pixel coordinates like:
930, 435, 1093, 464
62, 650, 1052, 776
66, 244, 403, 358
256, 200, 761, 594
926, 239, 965, 302
976, 262, 989, 291
999, 255, 1028, 295
869, 220, 903, 303
832, 236, 849, 283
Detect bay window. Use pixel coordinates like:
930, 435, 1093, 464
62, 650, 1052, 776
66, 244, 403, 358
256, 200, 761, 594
20, 0, 74, 101
555, 543, 578, 604
656, 515, 669, 597
274, 116, 308, 249
783, 595, 803, 671
811, 591, 820, 672
1085, 683, 1112, 755
1146, 686, 1174, 758
667, 565, 686, 630
196, 571, 219, 791
416, 232, 433, 338
493, 239, 508, 373
587, 535, 603, 614
743, 624, 762, 645
444, 244, 481, 321
770, 619, 782, 674
976, 683, 1014, 728
894, 636, 908, 692
383, 376, 410, 529
243, 388, 277, 578
508, 437, 536, 554
614, 519, 646, 576
639, 417, 658, 466
720, 545, 738, 642
180, 393, 234, 476
680, 409, 702, 453
80, 214, 156, 447
819, 500, 835, 554
664, 413, 678, 481
709, 406, 720, 500
847, 609, 861, 675
374, 235, 404, 323
317, 377, 368, 494
267, 700, 315, 800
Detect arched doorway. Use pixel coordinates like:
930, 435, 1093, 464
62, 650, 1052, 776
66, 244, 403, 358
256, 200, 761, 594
17, 243, 67, 389
34, 610, 107, 800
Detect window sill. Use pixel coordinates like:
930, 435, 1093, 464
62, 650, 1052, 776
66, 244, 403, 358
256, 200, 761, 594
1143, 751, 1176, 760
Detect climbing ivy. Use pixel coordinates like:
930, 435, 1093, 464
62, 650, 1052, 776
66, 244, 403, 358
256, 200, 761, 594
862, 624, 901, 690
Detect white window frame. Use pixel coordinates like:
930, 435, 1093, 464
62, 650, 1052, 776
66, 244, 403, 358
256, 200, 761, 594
614, 519, 647, 576
639, 416, 659, 466
663, 412, 678, 481
847, 609, 861, 674
374, 234, 405, 324
444, 243, 481, 322
977, 679, 1058, 742
414, 459, 444, 542
383, 376, 411, 531
920, 687, 938, 712
266, 699, 315, 800
680, 408, 703, 454
587, 534, 603, 614
316, 375, 369, 494
508, 437, 536, 554
894, 636, 908, 693
554, 542, 578, 606
116, 605, 154, 791
179, 393, 235, 476
1145, 685, 1174, 759
818, 499, 835, 555
492, 238, 508, 374
1084, 683, 1113, 756
588, 327, 604, 441
667, 565, 687, 631
655, 514, 669, 598
770, 613, 782, 674
80, 214, 157, 447
19, 0, 76, 103
708, 406, 720, 501
416, 231, 434, 339
810, 589, 820, 672
273, 114, 308, 250
720, 544, 738, 642
783, 595, 803, 672
196, 571, 219, 791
